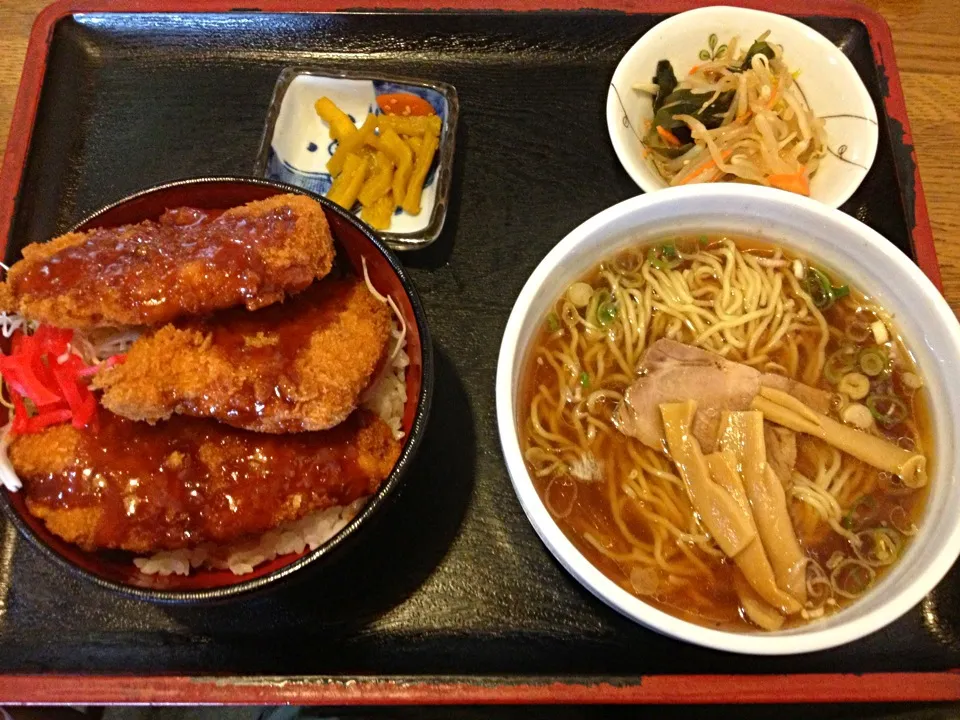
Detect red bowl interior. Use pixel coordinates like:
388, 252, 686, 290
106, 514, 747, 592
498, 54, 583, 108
2, 178, 426, 597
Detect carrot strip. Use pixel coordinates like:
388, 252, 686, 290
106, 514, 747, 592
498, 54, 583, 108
656, 126, 683, 147
767, 169, 810, 196
766, 85, 779, 110
678, 149, 733, 185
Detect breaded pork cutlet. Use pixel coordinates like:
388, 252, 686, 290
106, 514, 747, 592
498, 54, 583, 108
0, 194, 335, 329
12, 409, 400, 553
93, 277, 392, 433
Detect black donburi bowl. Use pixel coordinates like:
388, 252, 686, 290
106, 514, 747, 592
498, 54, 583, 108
0, 176, 433, 603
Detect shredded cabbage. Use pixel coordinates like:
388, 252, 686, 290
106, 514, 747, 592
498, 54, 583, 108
0, 312, 31, 339
362, 255, 407, 361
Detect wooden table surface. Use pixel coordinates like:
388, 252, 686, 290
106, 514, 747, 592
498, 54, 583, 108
0, 0, 956, 312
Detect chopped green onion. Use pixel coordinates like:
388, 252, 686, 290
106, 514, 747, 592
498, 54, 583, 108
837, 371, 870, 400
647, 245, 682, 270
866, 394, 908, 427
841, 494, 878, 529
585, 290, 610, 328
566, 282, 593, 308
579, 371, 590, 388
597, 301, 617, 326
804, 267, 834, 309
647, 247, 666, 270
858, 347, 888, 377
590, 290, 611, 324
804, 266, 849, 310
546, 312, 560, 332
699, 235, 709, 245
901, 372, 923, 390
842, 564, 871, 595
846, 320, 872, 343
824, 346, 858, 384
662, 244, 682, 268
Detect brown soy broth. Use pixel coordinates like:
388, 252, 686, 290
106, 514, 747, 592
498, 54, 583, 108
520, 342, 744, 629
519, 235, 933, 631
797, 284, 933, 577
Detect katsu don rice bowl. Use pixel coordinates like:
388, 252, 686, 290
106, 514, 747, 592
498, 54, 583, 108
0, 177, 432, 602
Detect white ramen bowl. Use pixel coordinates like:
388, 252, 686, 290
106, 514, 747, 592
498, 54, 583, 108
496, 184, 960, 655
606, 6, 879, 208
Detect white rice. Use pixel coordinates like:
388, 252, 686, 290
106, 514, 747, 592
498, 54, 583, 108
132, 498, 368, 577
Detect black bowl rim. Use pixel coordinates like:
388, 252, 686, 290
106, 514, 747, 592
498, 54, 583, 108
0, 175, 435, 604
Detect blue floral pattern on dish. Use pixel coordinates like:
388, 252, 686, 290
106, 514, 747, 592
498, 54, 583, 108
266, 148, 333, 196
261, 73, 453, 238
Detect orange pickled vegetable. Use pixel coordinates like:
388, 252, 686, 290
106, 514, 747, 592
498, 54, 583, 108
376, 93, 435, 117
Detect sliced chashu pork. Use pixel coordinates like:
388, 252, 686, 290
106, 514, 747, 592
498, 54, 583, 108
616, 339, 831, 457
764, 425, 797, 486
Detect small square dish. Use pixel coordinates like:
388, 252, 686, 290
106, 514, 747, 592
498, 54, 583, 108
255, 68, 458, 250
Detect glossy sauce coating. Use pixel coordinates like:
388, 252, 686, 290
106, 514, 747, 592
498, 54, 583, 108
16, 409, 400, 552
4, 194, 335, 328
174, 279, 387, 427
94, 278, 392, 433
19, 207, 284, 316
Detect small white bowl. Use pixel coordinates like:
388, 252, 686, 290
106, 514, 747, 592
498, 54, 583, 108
606, 6, 879, 208
496, 184, 960, 655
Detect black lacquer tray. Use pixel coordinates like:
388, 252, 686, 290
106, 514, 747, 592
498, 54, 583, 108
0, 0, 953, 704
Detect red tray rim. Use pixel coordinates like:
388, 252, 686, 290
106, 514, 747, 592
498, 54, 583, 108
0, 0, 949, 706
0, 671, 959, 705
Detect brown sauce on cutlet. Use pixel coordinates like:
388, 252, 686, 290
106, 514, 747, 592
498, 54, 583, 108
24, 410, 390, 550
172, 279, 370, 426
16, 205, 297, 317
